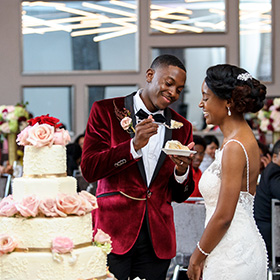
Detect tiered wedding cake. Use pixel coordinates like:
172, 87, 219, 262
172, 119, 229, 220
0, 115, 112, 280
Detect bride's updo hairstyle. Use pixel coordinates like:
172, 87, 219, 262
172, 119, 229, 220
205, 64, 267, 113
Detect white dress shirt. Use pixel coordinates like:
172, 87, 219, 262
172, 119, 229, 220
130, 90, 188, 186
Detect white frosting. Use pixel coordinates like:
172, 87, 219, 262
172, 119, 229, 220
12, 177, 77, 202
0, 214, 92, 248
23, 145, 66, 175
0, 246, 107, 280
0, 144, 109, 279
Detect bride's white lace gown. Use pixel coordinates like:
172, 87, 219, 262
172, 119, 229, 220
199, 140, 268, 280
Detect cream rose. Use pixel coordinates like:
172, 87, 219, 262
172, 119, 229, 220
16, 195, 40, 217
27, 123, 55, 147
52, 236, 74, 254
0, 235, 18, 255
53, 128, 71, 145
94, 229, 111, 244
120, 117, 132, 131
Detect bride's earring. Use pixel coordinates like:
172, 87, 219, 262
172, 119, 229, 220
227, 107, 231, 116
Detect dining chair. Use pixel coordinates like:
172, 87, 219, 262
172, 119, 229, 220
268, 199, 280, 280
0, 173, 12, 198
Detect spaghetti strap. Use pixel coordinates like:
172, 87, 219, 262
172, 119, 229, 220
223, 139, 250, 193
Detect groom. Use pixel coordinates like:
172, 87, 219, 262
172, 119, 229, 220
81, 54, 194, 280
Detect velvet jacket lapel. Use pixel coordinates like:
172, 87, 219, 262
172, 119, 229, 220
124, 92, 172, 188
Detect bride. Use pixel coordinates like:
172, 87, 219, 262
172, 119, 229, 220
187, 64, 268, 280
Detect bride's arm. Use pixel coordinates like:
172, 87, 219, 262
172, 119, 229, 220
187, 142, 246, 280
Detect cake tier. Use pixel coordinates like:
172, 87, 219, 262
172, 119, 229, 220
23, 145, 66, 176
0, 214, 92, 248
12, 176, 77, 202
0, 246, 107, 280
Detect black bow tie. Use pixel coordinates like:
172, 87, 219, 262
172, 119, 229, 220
135, 109, 167, 123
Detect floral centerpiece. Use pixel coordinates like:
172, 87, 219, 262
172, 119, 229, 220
0, 104, 30, 164
257, 98, 280, 143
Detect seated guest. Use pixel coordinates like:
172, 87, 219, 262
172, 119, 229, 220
186, 135, 206, 202
74, 133, 85, 150
199, 134, 219, 172
257, 140, 272, 184
66, 143, 82, 176
254, 139, 280, 261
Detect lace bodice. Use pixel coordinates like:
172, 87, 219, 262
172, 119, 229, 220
199, 139, 268, 280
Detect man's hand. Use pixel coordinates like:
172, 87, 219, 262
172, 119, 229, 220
169, 141, 195, 175
133, 116, 158, 151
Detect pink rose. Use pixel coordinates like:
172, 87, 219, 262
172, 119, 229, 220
16, 126, 32, 146
53, 128, 71, 145
76, 196, 93, 216
120, 117, 132, 130
94, 229, 111, 244
39, 198, 67, 217
0, 195, 18, 217
56, 194, 81, 215
79, 191, 98, 209
27, 123, 55, 147
52, 236, 74, 254
16, 195, 40, 217
0, 235, 17, 255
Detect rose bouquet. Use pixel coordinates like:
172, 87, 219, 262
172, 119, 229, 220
16, 114, 71, 147
0, 104, 29, 134
257, 98, 280, 133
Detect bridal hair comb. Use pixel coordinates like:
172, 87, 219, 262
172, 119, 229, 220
237, 72, 253, 81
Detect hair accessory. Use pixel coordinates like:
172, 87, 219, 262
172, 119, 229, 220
197, 241, 210, 256
237, 72, 252, 81
227, 107, 231, 116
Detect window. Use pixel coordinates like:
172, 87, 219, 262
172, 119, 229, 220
22, 1, 137, 72
150, 0, 226, 34
23, 87, 73, 131
239, 0, 272, 81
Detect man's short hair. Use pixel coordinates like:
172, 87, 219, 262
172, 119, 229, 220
150, 54, 186, 72
272, 140, 280, 155
193, 135, 206, 151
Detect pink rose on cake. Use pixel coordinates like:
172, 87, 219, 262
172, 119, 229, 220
76, 196, 94, 215
0, 195, 18, 217
15, 195, 40, 217
94, 229, 112, 254
16, 114, 71, 147
0, 234, 18, 255
94, 229, 112, 244
39, 197, 67, 217
26, 123, 55, 147
52, 236, 74, 254
79, 191, 98, 209
56, 193, 82, 215
53, 128, 71, 145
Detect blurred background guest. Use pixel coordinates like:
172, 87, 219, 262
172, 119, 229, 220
187, 135, 206, 202
66, 142, 82, 177
199, 134, 219, 172
254, 139, 280, 261
74, 133, 85, 150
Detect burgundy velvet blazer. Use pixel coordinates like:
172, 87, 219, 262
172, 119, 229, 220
81, 92, 194, 259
